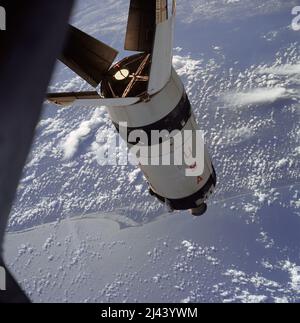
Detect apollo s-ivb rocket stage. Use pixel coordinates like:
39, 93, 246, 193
47, 0, 216, 216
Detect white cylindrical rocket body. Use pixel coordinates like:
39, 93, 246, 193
105, 67, 216, 211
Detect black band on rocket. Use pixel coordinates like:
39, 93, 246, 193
113, 92, 192, 145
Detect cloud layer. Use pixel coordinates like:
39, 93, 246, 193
62, 108, 103, 160
223, 87, 288, 106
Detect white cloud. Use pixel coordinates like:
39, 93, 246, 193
62, 108, 104, 160
176, 0, 294, 24
274, 297, 289, 303
258, 64, 300, 76
224, 126, 254, 144
224, 87, 289, 106
282, 261, 300, 293
173, 55, 202, 80
235, 291, 268, 303
181, 296, 192, 303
